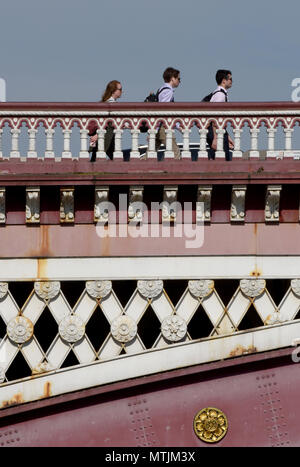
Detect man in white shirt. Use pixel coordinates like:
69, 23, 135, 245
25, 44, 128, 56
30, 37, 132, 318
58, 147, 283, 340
144, 67, 181, 160
208, 69, 234, 161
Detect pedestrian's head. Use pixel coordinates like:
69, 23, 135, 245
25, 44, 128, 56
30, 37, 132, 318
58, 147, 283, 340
101, 80, 122, 102
163, 67, 181, 88
215, 69, 232, 89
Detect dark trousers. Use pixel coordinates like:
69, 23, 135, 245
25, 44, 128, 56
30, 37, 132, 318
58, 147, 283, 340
90, 124, 115, 161
207, 123, 232, 161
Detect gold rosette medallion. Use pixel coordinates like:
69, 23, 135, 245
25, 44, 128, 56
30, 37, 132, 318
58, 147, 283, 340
193, 407, 228, 443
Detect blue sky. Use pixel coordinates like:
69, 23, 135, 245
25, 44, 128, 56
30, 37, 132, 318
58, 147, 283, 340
0, 0, 299, 102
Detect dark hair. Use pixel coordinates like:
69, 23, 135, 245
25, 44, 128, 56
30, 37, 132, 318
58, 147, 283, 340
163, 67, 180, 83
101, 80, 121, 102
215, 69, 232, 85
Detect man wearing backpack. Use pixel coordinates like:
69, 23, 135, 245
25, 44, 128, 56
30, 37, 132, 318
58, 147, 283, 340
206, 69, 234, 161
143, 67, 181, 160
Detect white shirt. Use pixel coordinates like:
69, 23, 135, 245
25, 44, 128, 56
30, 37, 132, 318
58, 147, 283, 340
158, 83, 175, 102
210, 86, 228, 102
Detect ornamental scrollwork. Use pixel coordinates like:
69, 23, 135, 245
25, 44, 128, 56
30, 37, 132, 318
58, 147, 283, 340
111, 315, 137, 343
291, 279, 300, 298
137, 280, 163, 299
194, 407, 228, 443
240, 279, 266, 298
188, 280, 214, 299
59, 315, 85, 343
34, 281, 60, 300
161, 315, 187, 342
0, 282, 8, 299
7, 316, 34, 344
86, 280, 112, 299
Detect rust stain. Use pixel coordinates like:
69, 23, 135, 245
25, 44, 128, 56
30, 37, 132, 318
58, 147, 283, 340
1, 392, 24, 408
37, 258, 48, 280
250, 268, 262, 277
41, 381, 52, 399
229, 344, 257, 358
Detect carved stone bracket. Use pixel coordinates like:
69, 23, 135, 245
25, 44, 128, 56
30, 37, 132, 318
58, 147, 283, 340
265, 185, 282, 222
196, 186, 212, 222
94, 186, 110, 223
240, 279, 266, 298
188, 280, 214, 298
137, 280, 164, 299
34, 281, 60, 300
59, 315, 85, 343
111, 315, 137, 343
231, 185, 247, 222
60, 187, 74, 223
0, 187, 5, 224
161, 315, 187, 342
162, 186, 178, 223
128, 185, 144, 223
86, 280, 112, 299
26, 186, 40, 223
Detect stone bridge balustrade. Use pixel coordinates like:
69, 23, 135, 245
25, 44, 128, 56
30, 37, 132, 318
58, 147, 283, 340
0, 102, 300, 161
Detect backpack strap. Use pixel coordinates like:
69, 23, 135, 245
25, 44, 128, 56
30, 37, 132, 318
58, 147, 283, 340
157, 86, 174, 102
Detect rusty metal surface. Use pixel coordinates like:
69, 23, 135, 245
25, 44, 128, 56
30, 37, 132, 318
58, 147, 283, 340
0, 348, 297, 447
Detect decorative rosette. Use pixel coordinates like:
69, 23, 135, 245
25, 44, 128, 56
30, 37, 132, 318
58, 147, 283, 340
188, 280, 214, 298
34, 281, 60, 300
7, 316, 34, 344
194, 407, 228, 443
111, 315, 137, 343
137, 280, 163, 299
59, 315, 85, 343
86, 280, 112, 299
240, 279, 266, 298
161, 315, 187, 342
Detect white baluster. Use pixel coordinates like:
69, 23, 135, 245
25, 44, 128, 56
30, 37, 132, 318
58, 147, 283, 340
147, 129, 157, 159
130, 129, 140, 159
232, 128, 243, 158
113, 129, 123, 159
62, 129, 72, 159
45, 129, 55, 159
198, 128, 208, 159
164, 129, 175, 158
10, 129, 21, 159
284, 128, 294, 158
181, 129, 191, 159
249, 128, 260, 158
215, 129, 225, 159
0, 129, 3, 159
79, 129, 89, 159
96, 129, 106, 159
27, 129, 38, 160
266, 128, 277, 158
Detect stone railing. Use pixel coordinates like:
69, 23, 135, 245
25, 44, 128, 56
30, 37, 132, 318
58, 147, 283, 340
1, 102, 300, 161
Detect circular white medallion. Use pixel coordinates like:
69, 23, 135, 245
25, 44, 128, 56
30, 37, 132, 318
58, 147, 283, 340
137, 280, 163, 299
161, 315, 187, 342
188, 280, 214, 298
240, 279, 266, 298
291, 279, 300, 298
7, 316, 34, 344
59, 315, 85, 343
111, 315, 137, 343
86, 280, 112, 299
34, 281, 60, 300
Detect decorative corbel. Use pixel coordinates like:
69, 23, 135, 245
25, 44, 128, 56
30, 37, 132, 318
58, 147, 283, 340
162, 185, 178, 223
60, 187, 74, 223
265, 185, 281, 222
94, 186, 110, 223
128, 186, 144, 223
196, 185, 212, 222
26, 186, 40, 224
231, 185, 247, 222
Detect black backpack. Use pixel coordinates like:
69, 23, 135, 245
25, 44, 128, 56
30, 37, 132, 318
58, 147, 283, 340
144, 87, 171, 102
202, 89, 227, 102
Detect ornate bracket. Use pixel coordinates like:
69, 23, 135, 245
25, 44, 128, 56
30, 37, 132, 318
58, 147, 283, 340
60, 187, 74, 223
231, 185, 247, 222
0, 187, 5, 224
265, 185, 281, 222
196, 185, 212, 222
128, 185, 144, 223
26, 186, 40, 224
162, 185, 178, 223
94, 186, 110, 223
